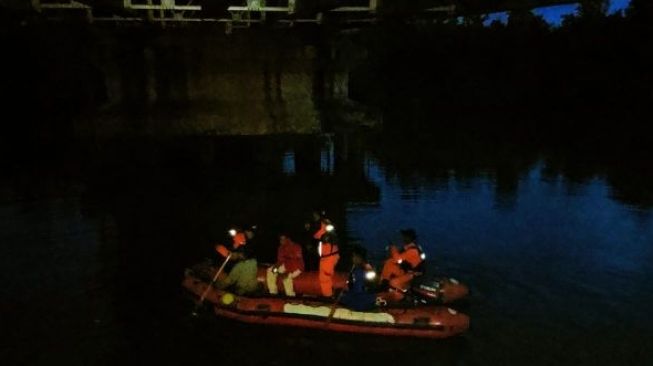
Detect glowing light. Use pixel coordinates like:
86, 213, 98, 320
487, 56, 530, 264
397, 259, 403, 264
365, 271, 377, 280
449, 278, 459, 284
420, 253, 426, 260
447, 308, 457, 315
228, 229, 237, 237
326, 224, 335, 232
318, 242, 323, 257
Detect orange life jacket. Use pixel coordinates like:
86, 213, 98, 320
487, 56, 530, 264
318, 241, 339, 258
391, 242, 424, 271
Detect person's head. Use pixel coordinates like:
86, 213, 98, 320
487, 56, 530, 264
400, 229, 417, 244
352, 252, 365, 266
244, 226, 256, 240
232, 232, 247, 246
351, 246, 367, 266
312, 210, 322, 221
279, 234, 289, 245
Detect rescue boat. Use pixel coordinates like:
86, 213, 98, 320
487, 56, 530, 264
183, 267, 470, 339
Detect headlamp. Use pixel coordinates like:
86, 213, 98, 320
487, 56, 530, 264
228, 229, 237, 237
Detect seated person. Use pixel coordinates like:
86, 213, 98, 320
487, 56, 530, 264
216, 248, 259, 296
340, 247, 377, 312
267, 234, 305, 297
380, 229, 426, 293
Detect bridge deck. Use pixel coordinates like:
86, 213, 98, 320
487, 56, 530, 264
13, 0, 580, 31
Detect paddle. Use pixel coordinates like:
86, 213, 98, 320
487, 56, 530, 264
191, 253, 232, 316
325, 264, 356, 325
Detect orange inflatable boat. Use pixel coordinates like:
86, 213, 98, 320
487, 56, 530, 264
183, 265, 470, 339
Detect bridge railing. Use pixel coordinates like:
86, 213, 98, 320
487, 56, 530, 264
20, 0, 577, 32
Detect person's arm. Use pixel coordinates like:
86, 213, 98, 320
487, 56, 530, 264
295, 245, 305, 272
398, 248, 421, 270
313, 226, 325, 240
389, 245, 401, 261
275, 246, 284, 268
313, 219, 331, 240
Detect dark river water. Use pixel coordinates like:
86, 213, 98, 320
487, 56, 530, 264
2, 128, 653, 366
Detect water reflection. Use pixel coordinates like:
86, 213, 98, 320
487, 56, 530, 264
2, 129, 653, 366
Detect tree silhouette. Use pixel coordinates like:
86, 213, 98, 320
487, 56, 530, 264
627, 0, 653, 22
507, 9, 549, 32
578, 0, 609, 19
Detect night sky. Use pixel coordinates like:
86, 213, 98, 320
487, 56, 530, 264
485, 0, 631, 26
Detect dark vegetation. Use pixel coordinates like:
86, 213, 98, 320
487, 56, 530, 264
350, 0, 653, 118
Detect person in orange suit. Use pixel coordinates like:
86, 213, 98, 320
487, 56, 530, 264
304, 210, 330, 271
318, 231, 340, 298
215, 226, 255, 259
380, 229, 426, 293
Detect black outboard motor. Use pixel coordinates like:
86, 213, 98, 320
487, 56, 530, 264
411, 276, 468, 304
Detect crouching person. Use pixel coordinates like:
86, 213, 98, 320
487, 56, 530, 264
267, 234, 304, 297
340, 247, 377, 312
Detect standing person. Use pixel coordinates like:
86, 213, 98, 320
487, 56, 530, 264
303, 210, 329, 271
380, 229, 426, 292
340, 247, 377, 311
318, 231, 340, 298
267, 234, 305, 297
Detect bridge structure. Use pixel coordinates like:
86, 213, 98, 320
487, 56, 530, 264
5, 0, 580, 32
2, 0, 598, 137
